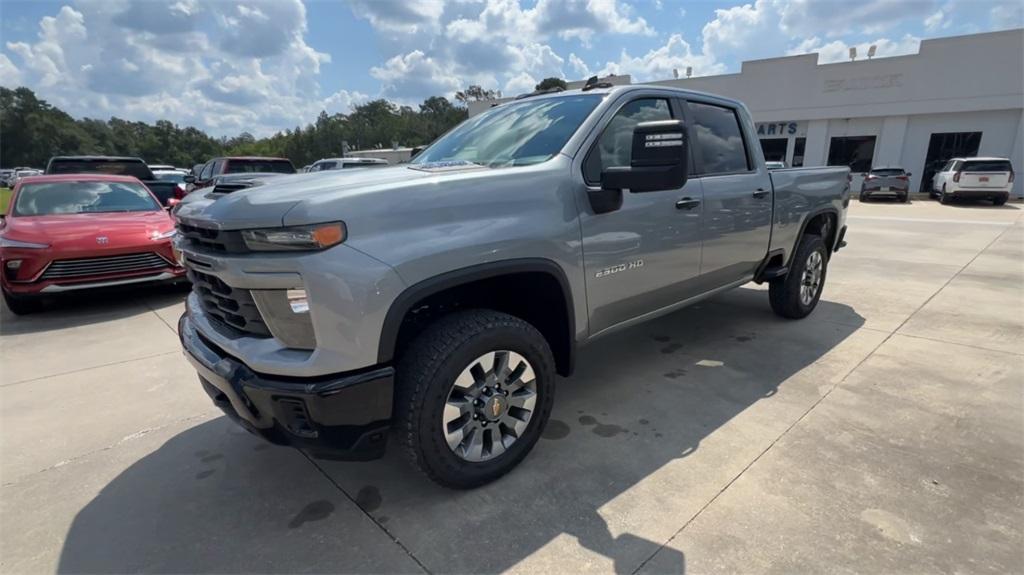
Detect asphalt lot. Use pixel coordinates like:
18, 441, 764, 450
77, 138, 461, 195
1, 199, 1021, 573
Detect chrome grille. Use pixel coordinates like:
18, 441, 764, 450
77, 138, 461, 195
188, 269, 271, 337
40, 252, 171, 280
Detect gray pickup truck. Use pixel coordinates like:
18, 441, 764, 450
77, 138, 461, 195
175, 85, 850, 488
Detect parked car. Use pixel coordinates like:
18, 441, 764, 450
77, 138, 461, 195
11, 169, 43, 186
152, 169, 190, 200
0, 174, 185, 314
307, 157, 389, 172
45, 156, 183, 206
175, 84, 850, 488
765, 161, 786, 169
860, 166, 911, 202
1, 167, 33, 188
187, 156, 296, 190
931, 157, 1014, 205
147, 164, 178, 172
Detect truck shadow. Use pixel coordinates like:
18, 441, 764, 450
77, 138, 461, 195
57, 287, 865, 574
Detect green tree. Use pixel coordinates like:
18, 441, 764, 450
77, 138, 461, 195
534, 77, 568, 91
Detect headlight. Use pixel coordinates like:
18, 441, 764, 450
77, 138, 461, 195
241, 222, 346, 252
0, 237, 49, 249
151, 229, 177, 240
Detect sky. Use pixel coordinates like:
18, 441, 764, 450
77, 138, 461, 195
1, 0, 1021, 137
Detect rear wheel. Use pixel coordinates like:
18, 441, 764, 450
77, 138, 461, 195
770, 234, 827, 319
859, 192, 869, 202
395, 309, 555, 489
940, 185, 952, 205
899, 193, 909, 203
993, 195, 1008, 206
3, 290, 43, 315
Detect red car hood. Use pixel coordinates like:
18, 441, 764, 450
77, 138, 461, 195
6, 211, 175, 252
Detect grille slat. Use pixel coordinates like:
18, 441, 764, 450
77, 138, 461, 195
176, 222, 248, 254
188, 269, 271, 338
41, 252, 171, 280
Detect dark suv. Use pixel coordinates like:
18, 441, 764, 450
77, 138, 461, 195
187, 157, 295, 190
860, 166, 911, 202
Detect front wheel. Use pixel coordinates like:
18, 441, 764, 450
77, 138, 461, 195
395, 309, 555, 489
769, 234, 828, 319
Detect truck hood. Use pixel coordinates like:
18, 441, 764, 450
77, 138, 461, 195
174, 163, 489, 229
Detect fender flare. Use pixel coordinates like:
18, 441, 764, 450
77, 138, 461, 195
788, 207, 840, 266
377, 258, 576, 370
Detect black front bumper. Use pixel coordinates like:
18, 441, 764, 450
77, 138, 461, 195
179, 314, 393, 460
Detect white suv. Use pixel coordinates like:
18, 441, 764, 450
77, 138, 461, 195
308, 157, 389, 172
931, 157, 1014, 205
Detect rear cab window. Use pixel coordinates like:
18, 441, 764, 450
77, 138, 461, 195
224, 159, 297, 174
870, 168, 906, 176
687, 101, 751, 175
47, 159, 152, 180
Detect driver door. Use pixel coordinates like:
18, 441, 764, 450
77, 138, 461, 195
578, 95, 704, 336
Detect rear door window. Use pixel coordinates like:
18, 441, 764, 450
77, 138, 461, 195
688, 102, 751, 175
200, 162, 215, 180
961, 160, 1012, 172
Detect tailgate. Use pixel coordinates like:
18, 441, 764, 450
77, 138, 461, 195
960, 172, 1010, 188
143, 181, 178, 205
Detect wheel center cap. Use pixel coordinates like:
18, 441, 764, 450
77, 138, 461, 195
483, 395, 506, 421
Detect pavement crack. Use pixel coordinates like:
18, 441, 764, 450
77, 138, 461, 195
0, 351, 182, 388
300, 453, 433, 575
1, 414, 213, 487
629, 223, 1017, 575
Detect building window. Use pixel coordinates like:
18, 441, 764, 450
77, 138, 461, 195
689, 101, 750, 174
759, 138, 787, 163
920, 132, 982, 193
827, 136, 876, 173
792, 137, 806, 167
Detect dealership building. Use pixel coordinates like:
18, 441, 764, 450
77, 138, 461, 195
473, 29, 1024, 197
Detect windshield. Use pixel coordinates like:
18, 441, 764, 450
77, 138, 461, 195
154, 172, 186, 183
13, 181, 160, 216
224, 159, 295, 174
413, 95, 603, 168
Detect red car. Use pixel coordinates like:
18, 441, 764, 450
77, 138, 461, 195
1, 174, 186, 314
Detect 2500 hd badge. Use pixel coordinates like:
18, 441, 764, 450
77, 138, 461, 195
595, 259, 644, 278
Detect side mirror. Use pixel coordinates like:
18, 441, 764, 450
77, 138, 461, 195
184, 174, 196, 184
600, 120, 689, 194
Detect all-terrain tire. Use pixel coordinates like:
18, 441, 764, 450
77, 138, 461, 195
940, 185, 952, 205
769, 233, 828, 319
394, 309, 556, 489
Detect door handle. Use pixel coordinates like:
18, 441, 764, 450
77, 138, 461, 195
675, 197, 701, 210
752, 188, 769, 199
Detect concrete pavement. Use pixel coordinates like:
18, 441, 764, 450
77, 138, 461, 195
1, 199, 1021, 573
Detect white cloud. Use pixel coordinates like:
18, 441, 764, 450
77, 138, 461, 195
0, 54, 23, 87
370, 50, 463, 102
598, 34, 725, 81
990, 1, 1024, 30
2, 0, 353, 137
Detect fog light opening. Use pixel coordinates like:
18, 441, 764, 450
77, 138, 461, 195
5, 260, 22, 270
286, 289, 309, 314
